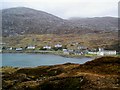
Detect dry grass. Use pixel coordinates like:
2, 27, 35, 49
2, 32, 118, 49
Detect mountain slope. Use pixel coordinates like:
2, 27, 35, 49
69, 17, 118, 31
2, 7, 65, 36
2, 7, 118, 36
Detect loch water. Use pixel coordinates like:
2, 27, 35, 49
1, 53, 92, 67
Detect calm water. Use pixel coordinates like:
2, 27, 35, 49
1, 53, 92, 67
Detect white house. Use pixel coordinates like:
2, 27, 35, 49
74, 52, 82, 55
88, 48, 117, 56
55, 44, 62, 48
16, 48, 23, 51
9, 47, 13, 50
97, 48, 117, 56
97, 50, 116, 56
88, 51, 98, 55
77, 46, 87, 50
27, 46, 35, 50
43, 46, 51, 49
63, 49, 69, 54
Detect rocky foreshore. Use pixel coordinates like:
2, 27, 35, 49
1, 56, 120, 90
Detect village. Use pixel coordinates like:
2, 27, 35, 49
0, 42, 118, 57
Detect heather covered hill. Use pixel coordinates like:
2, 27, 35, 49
2, 56, 120, 89
69, 17, 118, 31
2, 7, 65, 36
2, 7, 118, 36
74, 56, 120, 75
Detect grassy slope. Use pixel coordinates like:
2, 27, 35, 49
75, 56, 120, 75
2, 32, 118, 49
2, 56, 120, 89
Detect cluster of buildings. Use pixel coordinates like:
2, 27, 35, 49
43, 44, 62, 50
63, 47, 117, 56
1, 41, 117, 56
87, 48, 117, 56
2, 44, 63, 51
7, 45, 36, 51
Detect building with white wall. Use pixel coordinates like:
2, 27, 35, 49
27, 46, 35, 50
88, 48, 117, 56
43, 46, 51, 49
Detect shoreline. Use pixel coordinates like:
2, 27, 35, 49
1, 50, 96, 59
2, 50, 119, 60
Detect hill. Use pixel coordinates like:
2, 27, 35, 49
2, 56, 120, 89
2, 7, 118, 36
2, 7, 65, 36
69, 17, 118, 32
74, 56, 120, 75
2, 33, 118, 50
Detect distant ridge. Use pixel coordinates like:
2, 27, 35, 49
1, 7, 118, 36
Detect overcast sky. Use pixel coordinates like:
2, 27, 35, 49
1, 0, 119, 19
